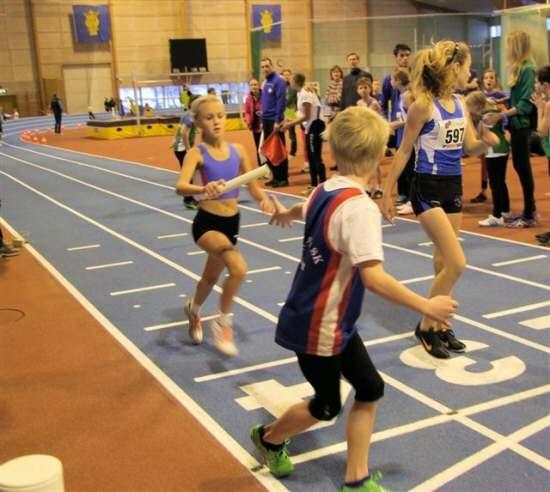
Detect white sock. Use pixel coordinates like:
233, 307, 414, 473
219, 312, 232, 327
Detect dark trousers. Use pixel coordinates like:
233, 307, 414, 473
174, 150, 194, 205
307, 120, 326, 187
252, 131, 262, 166
510, 128, 536, 219
262, 119, 288, 182
486, 155, 510, 218
397, 151, 415, 199
287, 125, 297, 156
54, 112, 62, 133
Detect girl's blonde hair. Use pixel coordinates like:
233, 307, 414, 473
506, 31, 534, 87
411, 40, 470, 102
465, 90, 497, 119
326, 106, 389, 176
190, 95, 223, 120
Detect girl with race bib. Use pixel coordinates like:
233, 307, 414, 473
381, 41, 498, 359
176, 95, 273, 356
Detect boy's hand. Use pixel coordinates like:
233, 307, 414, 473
425, 295, 458, 327
269, 195, 293, 227
380, 195, 396, 224
204, 179, 225, 199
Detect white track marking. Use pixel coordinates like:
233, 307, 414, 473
454, 314, 550, 354
492, 254, 547, 267
400, 274, 435, 284
157, 232, 188, 239
410, 417, 550, 491
0, 216, 287, 492
247, 266, 281, 275
0, 170, 278, 324
483, 300, 550, 319
110, 283, 176, 297
194, 333, 413, 383
240, 222, 269, 229
144, 313, 229, 332
278, 236, 303, 243
519, 315, 550, 330
85, 260, 134, 271
383, 242, 550, 291
187, 250, 205, 256
67, 244, 100, 251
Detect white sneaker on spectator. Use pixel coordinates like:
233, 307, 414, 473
478, 214, 504, 227
301, 163, 309, 173
396, 201, 413, 215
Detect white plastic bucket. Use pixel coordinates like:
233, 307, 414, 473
0, 455, 64, 492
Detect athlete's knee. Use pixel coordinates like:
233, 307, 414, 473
446, 253, 466, 279
225, 253, 247, 280
308, 395, 341, 421
354, 370, 385, 403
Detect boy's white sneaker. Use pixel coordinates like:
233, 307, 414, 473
396, 201, 413, 215
478, 214, 504, 227
211, 319, 238, 356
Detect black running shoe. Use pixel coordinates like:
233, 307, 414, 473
415, 323, 450, 359
439, 329, 466, 352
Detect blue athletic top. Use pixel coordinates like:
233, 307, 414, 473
415, 96, 466, 176
276, 186, 366, 357
395, 92, 408, 148
195, 143, 240, 200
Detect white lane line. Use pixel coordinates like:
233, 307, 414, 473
240, 222, 269, 229
491, 254, 547, 267
383, 242, 550, 291
277, 302, 285, 306
157, 232, 188, 239
238, 237, 300, 263
381, 223, 393, 228
187, 250, 205, 256
519, 315, 550, 330
85, 260, 134, 271
400, 274, 434, 285
247, 266, 281, 275
278, 236, 302, 243
410, 417, 550, 491
418, 238, 463, 247
483, 300, 550, 319
144, 313, 229, 332
0, 218, 287, 492
67, 244, 100, 251
110, 283, 176, 297
0, 169, 278, 325
194, 332, 412, 383
454, 314, 550, 354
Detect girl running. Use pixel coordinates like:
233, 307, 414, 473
381, 40, 498, 359
176, 95, 273, 356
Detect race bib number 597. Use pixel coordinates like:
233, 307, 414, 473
437, 118, 465, 149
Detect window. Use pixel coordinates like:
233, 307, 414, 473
490, 25, 501, 38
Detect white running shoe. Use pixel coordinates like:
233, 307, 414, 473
211, 319, 238, 356
478, 214, 504, 227
396, 201, 413, 215
184, 301, 203, 344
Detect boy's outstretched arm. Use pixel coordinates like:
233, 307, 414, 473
359, 260, 458, 326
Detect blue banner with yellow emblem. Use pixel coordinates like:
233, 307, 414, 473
72, 4, 111, 43
252, 4, 281, 41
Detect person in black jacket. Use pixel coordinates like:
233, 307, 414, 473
50, 94, 63, 133
340, 52, 372, 110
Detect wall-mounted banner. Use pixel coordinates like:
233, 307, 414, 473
72, 5, 111, 43
252, 4, 281, 41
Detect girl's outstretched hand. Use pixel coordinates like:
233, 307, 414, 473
380, 194, 396, 224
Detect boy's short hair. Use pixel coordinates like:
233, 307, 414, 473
391, 67, 410, 86
356, 77, 372, 89
536, 65, 550, 84
393, 43, 411, 56
327, 106, 389, 177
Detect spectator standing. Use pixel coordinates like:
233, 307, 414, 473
340, 52, 372, 110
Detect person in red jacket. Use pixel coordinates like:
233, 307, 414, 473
244, 78, 262, 166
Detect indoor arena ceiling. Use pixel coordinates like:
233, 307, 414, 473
412, 0, 547, 12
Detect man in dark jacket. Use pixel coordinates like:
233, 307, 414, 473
340, 52, 372, 110
50, 94, 63, 133
260, 57, 288, 187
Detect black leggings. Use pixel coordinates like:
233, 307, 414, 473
306, 119, 326, 187
510, 128, 536, 219
252, 131, 262, 166
486, 155, 510, 218
397, 150, 415, 199
296, 333, 384, 421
